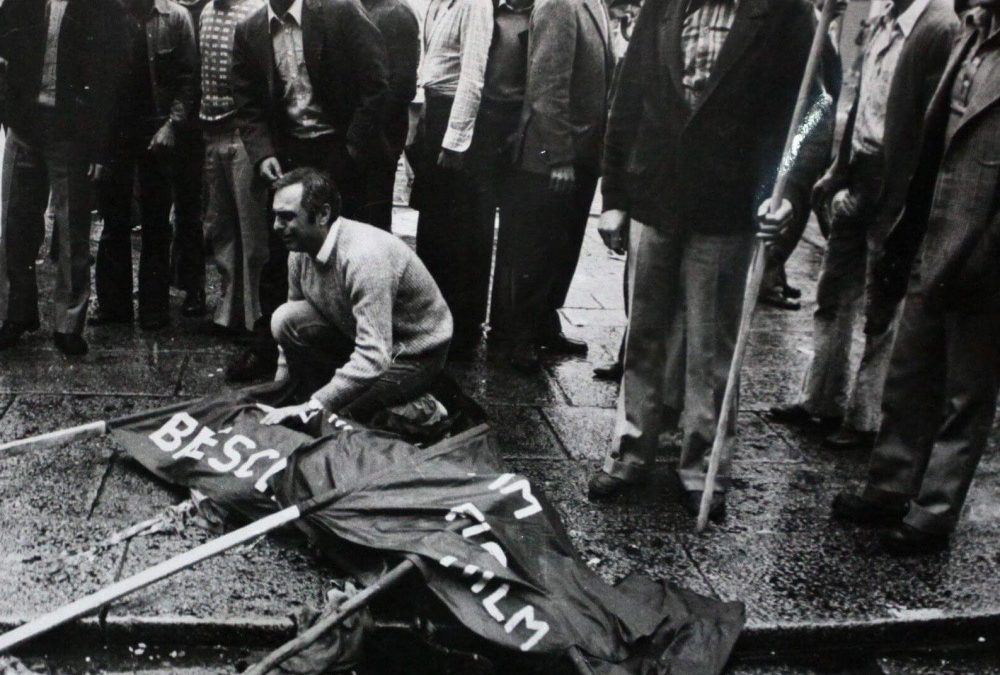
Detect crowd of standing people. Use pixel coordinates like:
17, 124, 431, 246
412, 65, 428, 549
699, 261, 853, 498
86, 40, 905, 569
0, 0, 998, 556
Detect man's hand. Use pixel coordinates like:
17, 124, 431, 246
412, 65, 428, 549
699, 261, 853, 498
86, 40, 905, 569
87, 163, 107, 182
437, 148, 464, 170
260, 156, 283, 182
811, 168, 846, 213
549, 164, 576, 194
756, 198, 793, 243
260, 401, 314, 426
598, 209, 629, 254
148, 122, 176, 155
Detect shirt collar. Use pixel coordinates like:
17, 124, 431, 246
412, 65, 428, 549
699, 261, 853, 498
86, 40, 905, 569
268, 0, 303, 26
895, 0, 932, 37
315, 217, 341, 264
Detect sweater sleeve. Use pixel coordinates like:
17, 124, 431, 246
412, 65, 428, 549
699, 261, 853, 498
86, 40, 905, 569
311, 253, 399, 411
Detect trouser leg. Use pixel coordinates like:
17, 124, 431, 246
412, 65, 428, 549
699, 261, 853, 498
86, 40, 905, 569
96, 145, 137, 317
203, 130, 240, 328
45, 135, 94, 334
1, 129, 49, 327
232, 135, 269, 332
903, 307, 1000, 535
136, 147, 175, 320
676, 232, 754, 492
864, 294, 947, 507
271, 299, 354, 398
170, 129, 205, 294
604, 220, 684, 481
340, 346, 450, 423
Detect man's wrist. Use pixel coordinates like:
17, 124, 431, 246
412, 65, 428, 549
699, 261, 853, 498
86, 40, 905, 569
307, 397, 325, 412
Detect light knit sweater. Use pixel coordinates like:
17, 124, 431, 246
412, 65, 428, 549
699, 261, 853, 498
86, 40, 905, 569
278, 218, 453, 410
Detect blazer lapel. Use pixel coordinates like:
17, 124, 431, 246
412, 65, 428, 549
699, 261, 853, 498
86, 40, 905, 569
583, 0, 615, 86
302, 0, 323, 87
691, 0, 769, 116
948, 42, 1000, 147
251, 10, 277, 99
659, 0, 686, 101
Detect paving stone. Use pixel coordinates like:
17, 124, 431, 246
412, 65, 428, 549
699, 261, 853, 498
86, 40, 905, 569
541, 406, 616, 461
174, 352, 246, 397
0, 351, 186, 396
485, 404, 565, 459
879, 654, 1000, 674
446, 360, 562, 406
546, 359, 618, 408
507, 459, 713, 595
112, 528, 327, 621
560, 307, 628, 328
0, 516, 125, 618
89, 454, 190, 524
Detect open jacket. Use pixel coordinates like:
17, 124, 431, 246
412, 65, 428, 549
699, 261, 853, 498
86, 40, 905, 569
600, 0, 817, 234
882, 11, 1000, 313
0, 0, 128, 165
232, 0, 391, 168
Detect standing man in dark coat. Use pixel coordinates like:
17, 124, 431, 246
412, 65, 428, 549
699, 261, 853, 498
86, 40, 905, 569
226, 0, 390, 381
770, 0, 958, 450
587, 0, 816, 519
833, 0, 1000, 555
0, 0, 127, 355
361, 0, 419, 230
496, 0, 614, 371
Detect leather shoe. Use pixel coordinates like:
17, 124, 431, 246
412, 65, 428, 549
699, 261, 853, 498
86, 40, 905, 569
181, 289, 207, 318
680, 489, 726, 522
140, 314, 170, 331
509, 342, 541, 373
53, 332, 88, 356
823, 428, 877, 450
879, 524, 949, 556
768, 404, 842, 431
586, 471, 638, 501
539, 332, 588, 356
592, 360, 623, 381
0, 320, 40, 350
225, 348, 277, 383
831, 492, 906, 527
758, 286, 801, 311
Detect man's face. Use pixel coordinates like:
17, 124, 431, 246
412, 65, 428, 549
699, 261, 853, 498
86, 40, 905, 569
272, 184, 326, 253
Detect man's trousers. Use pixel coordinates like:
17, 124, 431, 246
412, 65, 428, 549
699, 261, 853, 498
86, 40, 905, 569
96, 132, 176, 322
0, 124, 93, 334
604, 220, 754, 491
170, 128, 205, 295
862, 294, 1000, 535
796, 155, 898, 432
363, 102, 410, 231
412, 93, 493, 349
271, 299, 449, 422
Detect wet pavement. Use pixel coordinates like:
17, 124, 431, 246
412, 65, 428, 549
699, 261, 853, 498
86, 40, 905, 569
1, 205, 999, 673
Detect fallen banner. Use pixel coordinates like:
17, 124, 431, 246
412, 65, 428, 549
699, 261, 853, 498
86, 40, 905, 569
104, 385, 744, 673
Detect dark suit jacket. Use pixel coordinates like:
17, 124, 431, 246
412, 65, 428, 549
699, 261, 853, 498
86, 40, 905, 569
829, 0, 957, 242
883, 14, 1000, 313
516, 0, 614, 175
601, 0, 816, 234
0, 0, 128, 165
232, 0, 391, 168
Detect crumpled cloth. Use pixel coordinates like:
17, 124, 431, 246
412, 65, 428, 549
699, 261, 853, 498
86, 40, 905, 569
367, 392, 451, 444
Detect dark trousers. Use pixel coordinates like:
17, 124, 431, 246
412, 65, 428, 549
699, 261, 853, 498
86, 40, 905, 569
412, 93, 493, 347
863, 294, 1000, 535
364, 103, 409, 231
170, 128, 205, 294
493, 165, 598, 344
253, 134, 369, 360
96, 131, 175, 321
0, 122, 93, 334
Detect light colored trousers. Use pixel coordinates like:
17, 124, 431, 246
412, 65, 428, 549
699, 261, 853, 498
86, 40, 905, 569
203, 126, 269, 331
606, 220, 753, 492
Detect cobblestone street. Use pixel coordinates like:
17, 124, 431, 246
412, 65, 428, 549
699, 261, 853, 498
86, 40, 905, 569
1, 203, 999, 673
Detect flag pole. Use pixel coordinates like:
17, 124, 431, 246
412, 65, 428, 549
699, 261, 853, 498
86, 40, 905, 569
696, 0, 840, 532
0, 488, 343, 654
0, 399, 193, 460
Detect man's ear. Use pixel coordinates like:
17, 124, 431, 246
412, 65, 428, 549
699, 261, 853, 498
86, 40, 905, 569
319, 202, 333, 227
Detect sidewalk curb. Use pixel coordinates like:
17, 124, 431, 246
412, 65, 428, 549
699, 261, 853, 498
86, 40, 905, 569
3, 609, 999, 657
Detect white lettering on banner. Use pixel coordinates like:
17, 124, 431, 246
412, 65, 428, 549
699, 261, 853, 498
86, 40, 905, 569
150, 412, 199, 452
439, 478, 550, 652
146, 413, 289, 494
487, 474, 543, 520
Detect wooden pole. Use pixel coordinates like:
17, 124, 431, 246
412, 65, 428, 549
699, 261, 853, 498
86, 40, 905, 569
696, 0, 840, 532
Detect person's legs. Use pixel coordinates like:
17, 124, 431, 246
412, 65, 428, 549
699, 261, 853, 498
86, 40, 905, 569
903, 307, 1000, 535
95, 142, 138, 320
676, 232, 754, 493
340, 346, 450, 422
203, 129, 241, 329
0, 129, 49, 331
171, 129, 206, 306
271, 299, 353, 397
232, 134, 269, 333
601, 221, 684, 483
135, 147, 176, 325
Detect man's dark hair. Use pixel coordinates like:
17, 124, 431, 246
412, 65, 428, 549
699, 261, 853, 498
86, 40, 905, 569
273, 167, 342, 224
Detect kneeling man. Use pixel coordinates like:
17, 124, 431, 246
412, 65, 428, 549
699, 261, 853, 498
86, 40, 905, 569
261, 168, 453, 425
